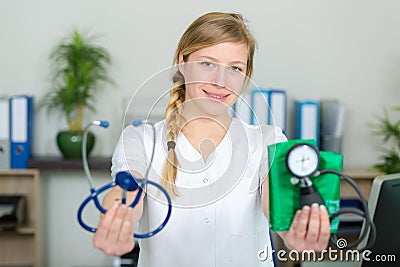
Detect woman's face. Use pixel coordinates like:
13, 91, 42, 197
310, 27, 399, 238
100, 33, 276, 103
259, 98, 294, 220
178, 42, 248, 118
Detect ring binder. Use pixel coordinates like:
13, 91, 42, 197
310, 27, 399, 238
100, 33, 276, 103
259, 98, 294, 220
294, 100, 319, 146
250, 89, 287, 132
0, 97, 10, 169
10, 95, 33, 169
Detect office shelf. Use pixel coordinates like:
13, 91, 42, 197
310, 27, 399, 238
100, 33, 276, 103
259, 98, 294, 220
28, 156, 111, 171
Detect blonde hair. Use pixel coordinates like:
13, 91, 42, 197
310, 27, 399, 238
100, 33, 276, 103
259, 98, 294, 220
161, 12, 257, 196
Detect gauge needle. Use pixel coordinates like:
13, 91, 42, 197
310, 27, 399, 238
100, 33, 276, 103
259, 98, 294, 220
296, 155, 310, 164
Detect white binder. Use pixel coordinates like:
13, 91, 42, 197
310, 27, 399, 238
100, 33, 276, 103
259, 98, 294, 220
294, 100, 319, 146
251, 89, 270, 125
268, 90, 287, 134
0, 97, 10, 169
250, 89, 287, 133
232, 92, 252, 124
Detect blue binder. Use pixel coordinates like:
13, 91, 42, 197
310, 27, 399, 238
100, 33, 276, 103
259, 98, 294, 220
293, 100, 319, 146
0, 97, 10, 169
10, 95, 33, 169
250, 89, 287, 133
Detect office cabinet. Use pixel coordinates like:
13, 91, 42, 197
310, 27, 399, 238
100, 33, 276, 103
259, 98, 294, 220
0, 169, 40, 267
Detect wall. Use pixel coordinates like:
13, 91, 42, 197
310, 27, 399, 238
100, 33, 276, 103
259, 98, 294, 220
39, 171, 114, 267
2, 0, 400, 168
1, 0, 400, 266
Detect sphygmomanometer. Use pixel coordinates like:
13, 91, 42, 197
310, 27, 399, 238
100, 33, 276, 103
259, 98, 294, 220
268, 139, 376, 251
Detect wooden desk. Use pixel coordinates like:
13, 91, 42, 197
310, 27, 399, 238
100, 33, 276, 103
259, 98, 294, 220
341, 170, 384, 200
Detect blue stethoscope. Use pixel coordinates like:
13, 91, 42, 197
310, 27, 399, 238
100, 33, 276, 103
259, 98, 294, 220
77, 120, 172, 238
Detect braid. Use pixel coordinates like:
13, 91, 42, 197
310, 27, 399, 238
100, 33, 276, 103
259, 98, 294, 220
161, 71, 185, 196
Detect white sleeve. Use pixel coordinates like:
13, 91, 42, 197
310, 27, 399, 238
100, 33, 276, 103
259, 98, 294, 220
111, 125, 148, 179
258, 125, 287, 181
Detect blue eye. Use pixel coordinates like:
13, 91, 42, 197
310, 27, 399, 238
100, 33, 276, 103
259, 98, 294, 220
230, 66, 242, 72
201, 61, 215, 68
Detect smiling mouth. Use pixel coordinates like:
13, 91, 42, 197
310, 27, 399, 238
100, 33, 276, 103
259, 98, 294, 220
202, 89, 230, 101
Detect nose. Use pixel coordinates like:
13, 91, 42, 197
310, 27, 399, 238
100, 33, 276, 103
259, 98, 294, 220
212, 64, 227, 88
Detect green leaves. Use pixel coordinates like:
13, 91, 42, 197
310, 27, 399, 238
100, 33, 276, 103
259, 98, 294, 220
372, 106, 400, 174
374, 148, 400, 174
40, 28, 113, 131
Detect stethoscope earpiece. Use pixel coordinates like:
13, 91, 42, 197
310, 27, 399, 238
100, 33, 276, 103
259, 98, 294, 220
94, 120, 109, 128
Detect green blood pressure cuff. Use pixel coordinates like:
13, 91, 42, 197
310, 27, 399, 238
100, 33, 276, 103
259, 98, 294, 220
267, 139, 342, 233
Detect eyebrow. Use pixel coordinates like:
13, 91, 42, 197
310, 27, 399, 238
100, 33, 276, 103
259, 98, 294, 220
198, 56, 247, 66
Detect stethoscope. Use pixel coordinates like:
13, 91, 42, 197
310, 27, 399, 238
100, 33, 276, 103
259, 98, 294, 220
77, 120, 172, 238
286, 143, 376, 251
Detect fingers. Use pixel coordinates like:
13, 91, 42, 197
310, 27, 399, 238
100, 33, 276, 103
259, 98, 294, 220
93, 202, 119, 246
284, 204, 330, 252
106, 204, 130, 244
306, 203, 321, 243
112, 207, 135, 255
119, 208, 135, 243
284, 206, 309, 250
295, 205, 311, 240
317, 205, 331, 251
93, 203, 135, 256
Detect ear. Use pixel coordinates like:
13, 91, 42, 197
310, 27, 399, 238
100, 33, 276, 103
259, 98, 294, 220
178, 53, 185, 76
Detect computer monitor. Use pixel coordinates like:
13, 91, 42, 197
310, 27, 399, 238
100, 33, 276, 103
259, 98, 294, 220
358, 173, 400, 266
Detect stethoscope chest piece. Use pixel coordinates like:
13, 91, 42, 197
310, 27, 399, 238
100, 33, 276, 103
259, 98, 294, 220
115, 171, 140, 191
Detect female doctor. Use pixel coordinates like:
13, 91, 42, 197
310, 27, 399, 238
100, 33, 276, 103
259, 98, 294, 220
93, 12, 330, 266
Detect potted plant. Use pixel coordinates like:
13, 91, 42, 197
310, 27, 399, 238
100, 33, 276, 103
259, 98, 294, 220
40, 28, 113, 158
371, 106, 400, 174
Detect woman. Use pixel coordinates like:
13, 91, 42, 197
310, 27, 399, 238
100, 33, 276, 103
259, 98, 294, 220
93, 12, 330, 266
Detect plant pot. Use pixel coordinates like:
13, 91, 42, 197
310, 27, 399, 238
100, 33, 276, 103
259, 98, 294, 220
56, 131, 95, 159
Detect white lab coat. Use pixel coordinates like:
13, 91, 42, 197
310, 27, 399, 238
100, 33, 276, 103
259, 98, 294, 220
111, 118, 287, 267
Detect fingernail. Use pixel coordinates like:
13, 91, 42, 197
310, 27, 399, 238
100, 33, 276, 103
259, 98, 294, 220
320, 205, 327, 211
302, 205, 310, 211
311, 203, 320, 210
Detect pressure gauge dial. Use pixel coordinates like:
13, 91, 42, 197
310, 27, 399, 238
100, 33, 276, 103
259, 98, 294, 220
286, 143, 320, 178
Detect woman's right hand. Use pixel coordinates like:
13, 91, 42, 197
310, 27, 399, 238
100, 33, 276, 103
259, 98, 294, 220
93, 203, 136, 256
93, 171, 144, 256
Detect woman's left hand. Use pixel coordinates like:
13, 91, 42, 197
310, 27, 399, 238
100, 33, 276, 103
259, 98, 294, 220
279, 203, 331, 252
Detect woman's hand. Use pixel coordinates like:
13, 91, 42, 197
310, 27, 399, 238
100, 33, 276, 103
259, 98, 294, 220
93, 203, 135, 256
93, 171, 144, 256
279, 204, 331, 252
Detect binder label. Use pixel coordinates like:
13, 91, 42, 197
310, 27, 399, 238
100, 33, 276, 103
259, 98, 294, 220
11, 97, 28, 143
